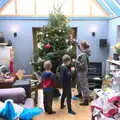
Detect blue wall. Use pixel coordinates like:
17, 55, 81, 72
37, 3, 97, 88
108, 17, 120, 56
0, 18, 109, 73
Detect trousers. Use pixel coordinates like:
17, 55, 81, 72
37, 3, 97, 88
61, 87, 72, 111
43, 89, 53, 113
77, 71, 89, 100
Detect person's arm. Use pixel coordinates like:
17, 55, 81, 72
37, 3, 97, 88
52, 73, 56, 87
34, 72, 42, 83
63, 66, 70, 81
40, 73, 44, 87
76, 54, 88, 70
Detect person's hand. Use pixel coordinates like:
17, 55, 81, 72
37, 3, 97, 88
70, 39, 76, 45
71, 67, 75, 72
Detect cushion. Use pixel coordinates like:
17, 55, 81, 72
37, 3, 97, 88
0, 88, 26, 103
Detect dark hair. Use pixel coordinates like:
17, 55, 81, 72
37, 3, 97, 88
80, 40, 90, 49
62, 54, 71, 63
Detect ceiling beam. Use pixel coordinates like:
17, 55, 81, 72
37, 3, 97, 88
0, 0, 9, 9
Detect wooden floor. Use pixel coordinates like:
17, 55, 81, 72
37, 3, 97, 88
33, 89, 91, 120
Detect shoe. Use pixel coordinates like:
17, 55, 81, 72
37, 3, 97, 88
79, 101, 89, 106
45, 110, 48, 113
48, 111, 56, 114
74, 93, 82, 98
68, 110, 76, 115
60, 105, 66, 109
44, 108, 48, 113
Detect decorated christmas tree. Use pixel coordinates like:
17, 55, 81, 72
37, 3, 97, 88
32, 8, 75, 72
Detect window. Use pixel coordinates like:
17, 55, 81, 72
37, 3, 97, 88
91, 2, 107, 16
74, 0, 90, 16
55, 0, 72, 15
0, 0, 109, 17
36, 0, 54, 16
16, 0, 34, 15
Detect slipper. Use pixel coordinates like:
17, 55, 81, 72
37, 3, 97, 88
72, 96, 78, 100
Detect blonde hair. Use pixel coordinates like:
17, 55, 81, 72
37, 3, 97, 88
62, 54, 71, 63
43, 60, 52, 70
80, 40, 90, 49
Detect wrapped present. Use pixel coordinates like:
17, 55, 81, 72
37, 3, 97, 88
107, 91, 120, 103
112, 77, 120, 92
91, 96, 118, 118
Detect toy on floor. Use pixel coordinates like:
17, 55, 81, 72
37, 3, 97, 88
0, 99, 43, 120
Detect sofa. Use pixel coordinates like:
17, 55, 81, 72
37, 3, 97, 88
0, 87, 26, 103
0, 87, 34, 107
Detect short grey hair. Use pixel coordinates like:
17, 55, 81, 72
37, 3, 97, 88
62, 54, 71, 63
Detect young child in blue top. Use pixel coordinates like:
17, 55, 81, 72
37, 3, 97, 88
60, 54, 76, 115
41, 60, 56, 114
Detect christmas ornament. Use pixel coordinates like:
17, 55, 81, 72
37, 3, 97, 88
44, 43, 52, 49
67, 45, 73, 52
37, 57, 44, 63
59, 29, 61, 32
37, 42, 43, 49
65, 39, 69, 43
37, 42, 40, 48
37, 32, 43, 36
40, 32, 43, 35
72, 58, 76, 62
46, 34, 48, 37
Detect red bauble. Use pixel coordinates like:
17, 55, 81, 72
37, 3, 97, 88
44, 43, 52, 49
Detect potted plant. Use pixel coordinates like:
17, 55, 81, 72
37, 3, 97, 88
102, 74, 113, 90
112, 42, 120, 60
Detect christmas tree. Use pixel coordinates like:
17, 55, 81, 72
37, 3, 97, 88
32, 8, 75, 72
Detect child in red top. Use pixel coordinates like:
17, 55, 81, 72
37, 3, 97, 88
41, 60, 56, 114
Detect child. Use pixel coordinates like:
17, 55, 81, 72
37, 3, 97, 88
41, 60, 56, 114
60, 54, 76, 115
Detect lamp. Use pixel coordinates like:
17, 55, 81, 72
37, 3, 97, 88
89, 25, 97, 37
13, 32, 17, 37
10, 24, 19, 38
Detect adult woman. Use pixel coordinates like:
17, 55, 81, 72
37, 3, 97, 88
76, 40, 91, 105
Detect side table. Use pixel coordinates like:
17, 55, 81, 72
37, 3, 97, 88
30, 80, 39, 105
